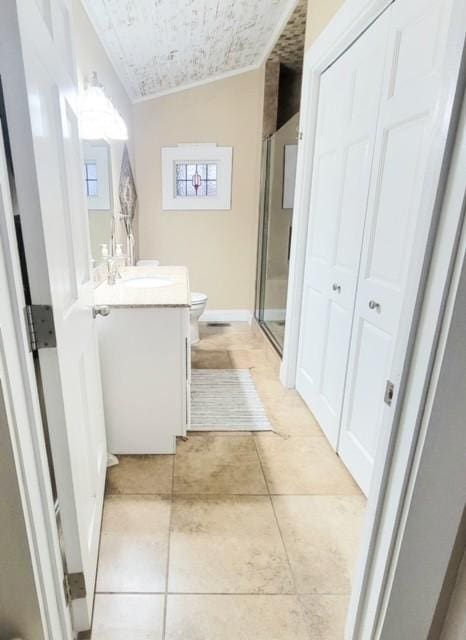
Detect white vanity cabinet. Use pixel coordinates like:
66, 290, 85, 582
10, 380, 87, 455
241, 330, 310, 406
95, 266, 191, 454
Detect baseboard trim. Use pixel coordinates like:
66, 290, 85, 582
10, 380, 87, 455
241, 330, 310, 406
200, 309, 252, 323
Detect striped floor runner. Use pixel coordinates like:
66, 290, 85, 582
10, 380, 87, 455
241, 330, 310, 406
190, 369, 271, 432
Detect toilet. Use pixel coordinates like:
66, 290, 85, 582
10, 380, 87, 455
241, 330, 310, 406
190, 292, 208, 345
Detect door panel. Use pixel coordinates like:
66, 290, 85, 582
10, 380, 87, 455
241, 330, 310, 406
10, 0, 107, 630
296, 9, 391, 447
338, 0, 455, 493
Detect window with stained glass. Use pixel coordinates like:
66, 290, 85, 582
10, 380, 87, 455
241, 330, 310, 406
85, 161, 98, 197
175, 162, 217, 198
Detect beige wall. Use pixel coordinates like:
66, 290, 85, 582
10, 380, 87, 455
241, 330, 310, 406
134, 68, 265, 311
305, 0, 345, 50
72, 0, 136, 263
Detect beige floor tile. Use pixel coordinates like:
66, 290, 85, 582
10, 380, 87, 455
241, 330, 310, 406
197, 331, 264, 352
165, 595, 310, 640
191, 349, 234, 369
251, 372, 299, 403
273, 496, 366, 594
91, 594, 164, 640
96, 495, 170, 593
168, 496, 294, 594
106, 455, 173, 495
266, 402, 323, 437
299, 595, 349, 639
174, 435, 267, 495
255, 434, 361, 495
228, 349, 273, 370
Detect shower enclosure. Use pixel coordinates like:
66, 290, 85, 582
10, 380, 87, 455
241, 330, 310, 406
256, 113, 299, 354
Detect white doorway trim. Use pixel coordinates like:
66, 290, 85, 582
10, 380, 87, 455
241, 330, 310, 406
280, 0, 466, 637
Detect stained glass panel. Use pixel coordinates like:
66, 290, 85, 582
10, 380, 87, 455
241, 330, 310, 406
174, 162, 218, 198
176, 163, 186, 180
176, 180, 187, 196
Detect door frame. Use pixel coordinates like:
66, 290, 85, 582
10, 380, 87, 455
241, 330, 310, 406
0, 123, 73, 637
281, 0, 466, 637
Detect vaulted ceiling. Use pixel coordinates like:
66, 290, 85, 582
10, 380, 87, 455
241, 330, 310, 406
81, 0, 300, 102
269, 0, 307, 71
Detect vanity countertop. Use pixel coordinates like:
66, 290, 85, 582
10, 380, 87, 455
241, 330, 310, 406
94, 265, 190, 308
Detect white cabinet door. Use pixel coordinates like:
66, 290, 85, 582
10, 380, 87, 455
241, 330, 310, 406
6, 0, 107, 630
97, 307, 189, 454
338, 0, 457, 494
296, 9, 391, 447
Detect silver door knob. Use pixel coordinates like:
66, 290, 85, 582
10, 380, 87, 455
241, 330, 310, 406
332, 283, 341, 293
93, 305, 110, 318
368, 300, 381, 311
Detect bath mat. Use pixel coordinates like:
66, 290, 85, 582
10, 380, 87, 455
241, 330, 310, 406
190, 369, 272, 431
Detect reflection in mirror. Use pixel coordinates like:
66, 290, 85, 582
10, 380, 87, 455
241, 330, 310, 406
83, 140, 112, 266
83, 139, 132, 269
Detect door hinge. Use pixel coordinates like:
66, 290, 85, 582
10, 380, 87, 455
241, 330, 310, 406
63, 571, 86, 605
24, 304, 56, 352
384, 380, 395, 406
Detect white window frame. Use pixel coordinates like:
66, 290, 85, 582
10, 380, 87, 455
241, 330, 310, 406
161, 143, 232, 211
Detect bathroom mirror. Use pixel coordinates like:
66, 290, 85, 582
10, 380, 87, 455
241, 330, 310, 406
83, 140, 113, 266
83, 139, 130, 267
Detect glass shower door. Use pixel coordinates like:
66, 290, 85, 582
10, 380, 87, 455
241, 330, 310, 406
256, 114, 298, 353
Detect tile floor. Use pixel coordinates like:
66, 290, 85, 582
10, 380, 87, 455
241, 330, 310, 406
92, 322, 366, 640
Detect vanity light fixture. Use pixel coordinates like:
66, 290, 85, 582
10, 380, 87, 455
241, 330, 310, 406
79, 72, 128, 141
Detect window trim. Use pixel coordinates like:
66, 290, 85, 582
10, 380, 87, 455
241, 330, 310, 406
161, 144, 232, 211
84, 160, 99, 198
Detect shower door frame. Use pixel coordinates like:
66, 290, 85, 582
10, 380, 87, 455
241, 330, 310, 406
255, 135, 285, 355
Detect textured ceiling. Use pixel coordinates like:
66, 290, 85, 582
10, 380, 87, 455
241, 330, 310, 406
268, 0, 307, 70
81, 0, 299, 101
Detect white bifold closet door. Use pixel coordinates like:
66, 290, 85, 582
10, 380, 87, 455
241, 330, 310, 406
337, 0, 455, 493
297, 0, 457, 494
296, 8, 391, 448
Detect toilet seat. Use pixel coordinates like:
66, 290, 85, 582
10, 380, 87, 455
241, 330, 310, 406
191, 292, 208, 305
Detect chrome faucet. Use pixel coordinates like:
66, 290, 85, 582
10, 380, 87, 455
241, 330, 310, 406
107, 257, 122, 285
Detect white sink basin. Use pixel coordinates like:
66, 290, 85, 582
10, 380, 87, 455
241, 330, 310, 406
123, 276, 175, 289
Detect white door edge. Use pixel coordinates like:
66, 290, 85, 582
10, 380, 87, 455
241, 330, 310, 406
0, 126, 72, 637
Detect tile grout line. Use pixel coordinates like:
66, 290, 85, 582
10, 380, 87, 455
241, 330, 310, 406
252, 434, 314, 640
161, 454, 176, 640
105, 491, 361, 498
95, 590, 352, 596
